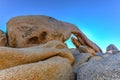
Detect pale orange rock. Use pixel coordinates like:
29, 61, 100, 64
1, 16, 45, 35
0, 40, 74, 70
72, 32, 102, 53
71, 37, 96, 56
0, 56, 74, 80
71, 37, 81, 48
71, 32, 102, 56
0, 40, 74, 80
7, 15, 80, 48
70, 38, 96, 56
0, 30, 7, 46
7, 15, 102, 54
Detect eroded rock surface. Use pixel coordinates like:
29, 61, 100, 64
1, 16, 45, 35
70, 49, 90, 73
0, 40, 74, 70
106, 44, 120, 54
7, 15, 102, 57
78, 45, 96, 56
1, 15, 104, 80
77, 53, 120, 80
0, 40, 74, 80
0, 30, 7, 46
71, 35, 102, 56
89, 56, 102, 62
0, 56, 74, 80
7, 15, 80, 48
106, 44, 119, 51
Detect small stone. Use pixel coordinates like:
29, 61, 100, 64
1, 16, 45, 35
106, 44, 119, 54
106, 44, 119, 51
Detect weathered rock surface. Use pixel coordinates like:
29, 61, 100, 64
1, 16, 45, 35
96, 52, 105, 56
106, 44, 119, 51
78, 45, 96, 56
96, 52, 113, 58
70, 49, 90, 73
77, 53, 120, 80
106, 44, 119, 54
0, 40, 74, 70
7, 15, 102, 57
71, 37, 102, 56
89, 56, 102, 62
7, 15, 80, 48
0, 30, 7, 46
0, 40, 74, 80
0, 56, 74, 80
1, 15, 104, 80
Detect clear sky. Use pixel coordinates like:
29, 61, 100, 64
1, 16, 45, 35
0, 0, 120, 52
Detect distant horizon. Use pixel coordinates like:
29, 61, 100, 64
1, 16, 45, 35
0, 0, 120, 52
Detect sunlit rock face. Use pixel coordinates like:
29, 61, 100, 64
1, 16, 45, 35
7, 15, 102, 57
71, 37, 102, 56
0, 15, 103, 80
0, 58, 74, 80
0, 40, 75, 80
7, 15, 80, 48
0, 40, 74, 70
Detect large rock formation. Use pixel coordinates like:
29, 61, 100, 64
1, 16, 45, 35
7, 15, 102, 55
7, 15, 80, 48
0, 40, 74, 70
0, 40, 74, 80
77, 53, 120, 80
0, 56, 74, 80
71, 36, 102, 56
0, 15, 104, 80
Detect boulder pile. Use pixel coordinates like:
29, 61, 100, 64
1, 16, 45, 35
0, 15, 119, 80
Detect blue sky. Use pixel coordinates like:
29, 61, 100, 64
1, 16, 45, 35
0, 0, 120, 51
